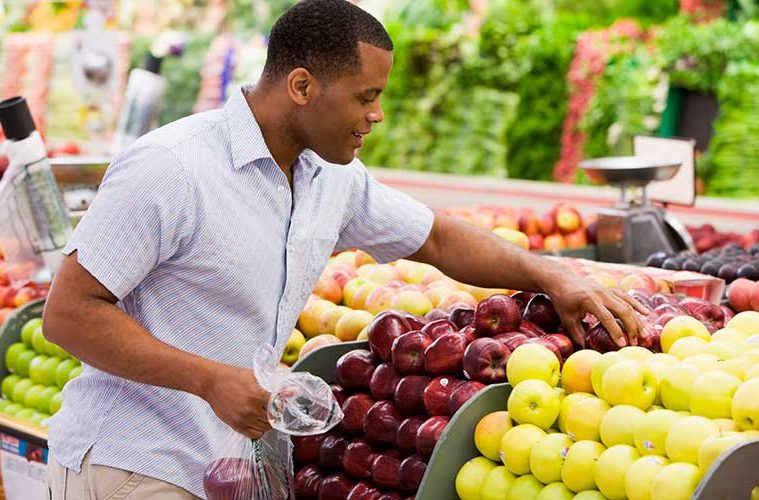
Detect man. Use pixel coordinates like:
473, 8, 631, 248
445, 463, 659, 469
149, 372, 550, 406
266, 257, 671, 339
43, 1, 645, 498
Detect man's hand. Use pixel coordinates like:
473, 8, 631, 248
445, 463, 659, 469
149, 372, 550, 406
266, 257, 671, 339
540, 264, 650, 348
201, 363, 272, 439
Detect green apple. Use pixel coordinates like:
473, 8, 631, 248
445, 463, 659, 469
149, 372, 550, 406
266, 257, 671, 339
15, 408, 35, 421
561, 440, 606, 492
702, 341, 743, 361
49, 390, 63, 414
37, 386, 59, 414
475, 411, 513, 462
573, 492, 608, 500
456, 456, 497, 500
0, 399, 11, 412
590, 352, 623, 400
660, 316, 710, 353
4, 342, 26, 373
29, 412, 49, 427
659, 362, 700, 411
28, 354, 49, 385
20, 318, 42, 346
599, 404, 645, 447
650, 462, 702, 500
726, 311, 759, 335
49, 342, 70, 360
55, 358, 78, 389
11, 378, 33, 404
480, 466, 516, 500
665, 415, 720, 464
668, 336, 708, 359
500, 424, 546, 475
680, 353, 720, 372
39, 356, 62, 386
689, 370, 741, 419
507, 379, 561, 430
625, 455, 670, 500
507, 344, 560, 387
634, 409, 680, 456
732, 379, 759, 431
535, 482, 573, 500
14, 349, 36, 378
594, 444, 640, 500
557, 392, 593, 433
698, 434, 750, 474
2, 403, 24, 416
68, 365, 83, 382
505, 474, 543, 500
31, 326, 52, 355
280, 329, 306, 366
565, 397, 609, 442
529, 432, 572, 484
601, 360, 657, 410
22, 384, 46, 410
1, 374, 21, 399
618, 346, 653, 361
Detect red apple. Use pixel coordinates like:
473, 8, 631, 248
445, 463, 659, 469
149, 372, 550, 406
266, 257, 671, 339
423, 376, 463, 416
679, 297, 725, 333
371, 453, 401, 490
528, 233, 545, 250
369, 363, 401, 400
335, 350, 377, 390
518, 209, 539, 235
342, 438, 377, 480
378, 493, 403, 500
423, 334, 467, 375
421, 319, 458, 340
555, 204, 582, 233
473, 294, 521, 337
650, 293, 679, 308
538, 213, 557, 236
293, 434, 326, 465
720, 304, 735, 324
331, 384, 347, 407
318, 434, 349, 471
449, 307, 475, 329
459, 325, 478, 344
525, 337, 563, 365
416, 416, 449, 459
523, 294, 561, 332
462, 338, 511, 383
295, 464, 323, 500
448, 381, 485, 415
391, 331, 432, 374
399, 455, 427, 493
367, 311, 414, 361
637, 322, 660, 352
584, 320, 626, 353
346, 482, 381, 500
398, 312, 427, 330
564, 228, 588, 248
494, 332, 529, 352
543, 333, 574, 360
424, 308, 449, 322
397, 416, 427, 453
341, 393, 376, 435
627, 288, 654, 311
318, 473, 354, 500
364, 401, 403, 446
518, 320, 545, 338
394, 375, 430, 415
510, 291, 536, 315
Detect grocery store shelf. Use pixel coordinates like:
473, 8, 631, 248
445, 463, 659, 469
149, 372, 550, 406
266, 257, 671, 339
0, 414, 47, 447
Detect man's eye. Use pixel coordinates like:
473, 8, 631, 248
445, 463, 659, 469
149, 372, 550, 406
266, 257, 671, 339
362, 95, 376, 103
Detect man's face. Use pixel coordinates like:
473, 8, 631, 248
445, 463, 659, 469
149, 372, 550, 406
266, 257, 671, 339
298, 42, 392, 165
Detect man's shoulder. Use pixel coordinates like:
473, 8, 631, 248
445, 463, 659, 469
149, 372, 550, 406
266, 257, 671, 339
135, 108, 227, 155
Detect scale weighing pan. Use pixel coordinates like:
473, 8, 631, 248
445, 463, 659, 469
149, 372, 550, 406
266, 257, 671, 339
580, 156, 682, 187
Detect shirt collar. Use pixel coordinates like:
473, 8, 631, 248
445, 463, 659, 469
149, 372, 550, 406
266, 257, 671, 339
225, 85, 275, 170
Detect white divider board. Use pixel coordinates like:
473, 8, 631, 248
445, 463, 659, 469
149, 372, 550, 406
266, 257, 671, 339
633, 135, 696, 206
1, 433, 47, 500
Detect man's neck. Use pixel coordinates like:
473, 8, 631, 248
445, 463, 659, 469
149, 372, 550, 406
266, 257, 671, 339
245, 86, 302, 177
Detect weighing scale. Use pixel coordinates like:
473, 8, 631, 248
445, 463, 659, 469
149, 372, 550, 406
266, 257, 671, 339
580, 137, 695, 263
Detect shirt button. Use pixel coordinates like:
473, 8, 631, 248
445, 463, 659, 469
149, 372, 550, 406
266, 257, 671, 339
278, 184, 284, 191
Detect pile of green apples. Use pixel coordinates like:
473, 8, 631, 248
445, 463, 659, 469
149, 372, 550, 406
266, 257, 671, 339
0, 317, 81, 427
455, 311, 759, 500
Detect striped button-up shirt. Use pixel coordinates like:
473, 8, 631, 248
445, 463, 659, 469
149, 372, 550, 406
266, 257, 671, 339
48, 86, 434, 498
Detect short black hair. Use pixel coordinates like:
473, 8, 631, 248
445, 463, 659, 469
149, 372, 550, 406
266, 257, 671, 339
262, 0, 393, 82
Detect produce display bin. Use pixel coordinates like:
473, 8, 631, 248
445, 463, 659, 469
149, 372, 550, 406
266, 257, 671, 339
536, 245, 598, 260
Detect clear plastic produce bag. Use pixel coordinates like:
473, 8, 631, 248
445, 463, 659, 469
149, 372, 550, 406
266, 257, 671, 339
204, 345, 343, 499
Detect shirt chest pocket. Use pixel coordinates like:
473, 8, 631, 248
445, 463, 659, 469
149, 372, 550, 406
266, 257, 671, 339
291, 234, 338, 300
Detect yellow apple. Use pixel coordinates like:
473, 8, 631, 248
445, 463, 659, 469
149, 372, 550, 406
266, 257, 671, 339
350, 281, 382, 310
718, 356, 754, 380
644, 361, 670, 406
573, 491, 608, 500
590, 351, 624, 400
594, 444, 641, 500
659, 362, 700, 411
561, 440, 606, 492
634, 409, 680, 456
689, 370, 742, 419
680, 353, 720, 372
492, 227, 530, 250
557, 392, 593, 433
297, 299, 337, 338
475, 411, 513, 461
713, 418, 738, 433
565, 397, 610, 442
698, 433, 750, 474
650, 462, 702, 500
499, 424, 546, 475
528, 432, 573, 484
365, 286, 398, 315
619, 346, 653, 361
701, 341, 744, 360
660, 316, 711, 353
505, 474, 543, 500
480, 466, 516, 500
356, 325, 370, 341
744, 430, 759, 440
648, 352, 679, 366
280, 329, 306, 365
390, 289, 433, 316
732, 379, 759, 431
334, 309, 374, 342
600, 404, 645, 447
665, 415, 720, 464
746, 364, 759, 381
535, 482, 574, 500
317, 305, 352, 335
341, 277, 368, 308
298, 334, 341, 359
507, 344, 560, 387
726, 311, 759, 335
625, 455, 670, 500
456, 456, 498, 500
508, 380, 561, 430
561, 350, 601, 394
602, 360, 657, 410
710, 327, 749, 344
668, 336, 708, 359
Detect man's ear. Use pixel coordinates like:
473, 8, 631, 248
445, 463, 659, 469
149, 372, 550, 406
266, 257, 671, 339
286, 68, 319, 106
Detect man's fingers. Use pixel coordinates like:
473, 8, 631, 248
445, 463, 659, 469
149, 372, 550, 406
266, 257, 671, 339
590, 303, 626, 347
605, 297, 640, 346
614, 288, 650, 315
565, 319, 586, 348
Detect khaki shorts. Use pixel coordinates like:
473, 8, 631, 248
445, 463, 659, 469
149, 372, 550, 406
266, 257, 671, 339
46, 449, 200, 499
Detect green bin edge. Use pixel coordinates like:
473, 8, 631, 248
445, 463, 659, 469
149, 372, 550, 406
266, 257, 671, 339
0, 299, 46, 376
291, 341, 512, 500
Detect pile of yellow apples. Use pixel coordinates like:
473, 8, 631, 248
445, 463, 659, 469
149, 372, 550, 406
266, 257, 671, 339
455, 311, 759, 500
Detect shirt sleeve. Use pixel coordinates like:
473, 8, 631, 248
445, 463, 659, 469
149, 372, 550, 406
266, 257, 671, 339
63, 143, 192, 300
335, 162, 434, 263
